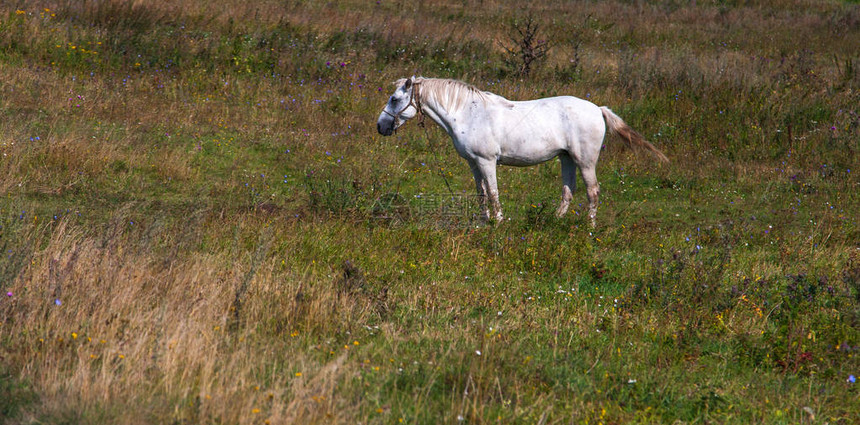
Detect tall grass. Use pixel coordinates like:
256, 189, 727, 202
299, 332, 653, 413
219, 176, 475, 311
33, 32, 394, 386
1, 0, 859, 423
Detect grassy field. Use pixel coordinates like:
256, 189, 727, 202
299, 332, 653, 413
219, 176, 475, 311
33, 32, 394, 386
1, 0, 858, 423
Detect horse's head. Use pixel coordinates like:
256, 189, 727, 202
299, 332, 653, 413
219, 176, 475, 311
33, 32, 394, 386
377, 77, 419, 136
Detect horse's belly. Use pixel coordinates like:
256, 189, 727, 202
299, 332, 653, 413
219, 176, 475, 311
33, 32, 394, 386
496, 133, 566, 166
497, 149, 561, 166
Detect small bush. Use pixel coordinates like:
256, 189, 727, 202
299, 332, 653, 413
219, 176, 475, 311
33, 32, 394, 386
501, 13, 550, 78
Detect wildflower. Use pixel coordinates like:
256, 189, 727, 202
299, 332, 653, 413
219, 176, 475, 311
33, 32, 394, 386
54, 299, 62, 305
5, 292, 11, 297
849, 375, 856, 384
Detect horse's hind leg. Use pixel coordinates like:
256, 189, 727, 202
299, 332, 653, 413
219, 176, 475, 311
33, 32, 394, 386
555, 153, 577, 217
581, 165, 600, 227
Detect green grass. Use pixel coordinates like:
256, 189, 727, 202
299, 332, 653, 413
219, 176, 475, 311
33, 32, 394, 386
1, 0, 859, 424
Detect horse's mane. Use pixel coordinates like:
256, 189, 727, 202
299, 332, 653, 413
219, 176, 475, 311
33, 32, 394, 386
397, 77, 511, 113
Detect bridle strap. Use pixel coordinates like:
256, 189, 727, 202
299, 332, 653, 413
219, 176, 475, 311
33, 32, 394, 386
381, 82, 424, 127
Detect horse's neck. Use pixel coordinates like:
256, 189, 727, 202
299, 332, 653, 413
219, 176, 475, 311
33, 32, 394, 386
420, 98, 458, 136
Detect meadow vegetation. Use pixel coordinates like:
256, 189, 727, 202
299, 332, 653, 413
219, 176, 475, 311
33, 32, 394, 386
1, 0, 858, 423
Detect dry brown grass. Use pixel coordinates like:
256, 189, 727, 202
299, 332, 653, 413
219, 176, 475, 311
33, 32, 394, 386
1, 217, 392, 423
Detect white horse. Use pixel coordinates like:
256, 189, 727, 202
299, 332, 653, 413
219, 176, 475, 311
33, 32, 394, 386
377, 77, 668, 226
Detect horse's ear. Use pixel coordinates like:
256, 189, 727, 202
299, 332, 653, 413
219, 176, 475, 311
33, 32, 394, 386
404, 77, 413, 90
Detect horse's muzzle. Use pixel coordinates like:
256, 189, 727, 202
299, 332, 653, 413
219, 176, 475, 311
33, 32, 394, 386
377, 114, 395, 136
377, 122, 392, 136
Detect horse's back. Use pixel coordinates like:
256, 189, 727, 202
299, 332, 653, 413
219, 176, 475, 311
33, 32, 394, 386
506, 95, 603, 129
483, 95, 605, 166
509, 96, 605, 142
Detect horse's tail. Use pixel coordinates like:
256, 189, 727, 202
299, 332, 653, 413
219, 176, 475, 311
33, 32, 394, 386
600, 106, 668, 163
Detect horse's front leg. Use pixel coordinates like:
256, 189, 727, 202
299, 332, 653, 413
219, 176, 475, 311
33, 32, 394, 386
469, 162, 491, 222
474, 159, 502, 223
